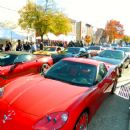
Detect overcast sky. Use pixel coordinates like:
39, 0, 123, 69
0, 0, 129, 35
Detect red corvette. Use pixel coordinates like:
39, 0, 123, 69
0, 51, 53, 86
0, 58, 118, 130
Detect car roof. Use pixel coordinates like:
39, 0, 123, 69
62, 57, 102, 66
0, 51, 31, 56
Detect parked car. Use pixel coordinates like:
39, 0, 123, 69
101, 44, 112, 50
0, 58, 118, 130
116, 47, 130, 62
111, 43, 119, 49
92, 50, 129, 76
65, 47, 89, 57
87, 46, 103, 56
0, 51, 53, 86
51, 48, 90, 63
33, 46, 64, 55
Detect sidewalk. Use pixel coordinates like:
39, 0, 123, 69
115, 82, 130, 130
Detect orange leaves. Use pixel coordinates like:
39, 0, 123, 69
85, 35, 91, 43
105, 20, 124, 42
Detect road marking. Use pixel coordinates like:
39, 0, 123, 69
115, 85, 130, 100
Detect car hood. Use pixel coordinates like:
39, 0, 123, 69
34, 51, 56, 55
92, 56, 121, 65
3, 75, 89, 116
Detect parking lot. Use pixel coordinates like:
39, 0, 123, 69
88, 65, 130, 130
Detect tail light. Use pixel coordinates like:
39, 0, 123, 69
33, 111, 68, 130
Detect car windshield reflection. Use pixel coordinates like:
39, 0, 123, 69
99, 50, 124, 60
45, 60, 97, 87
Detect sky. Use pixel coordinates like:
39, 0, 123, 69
0, 0, 129, 35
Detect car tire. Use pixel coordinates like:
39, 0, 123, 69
40, 63, 50, 74
74, 112, 88, 130
111, 79, 117, 94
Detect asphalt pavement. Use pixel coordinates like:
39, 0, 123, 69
88, 65, 130, 130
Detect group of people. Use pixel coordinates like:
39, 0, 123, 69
0, 39, 86, 53
0, 41, 12, 51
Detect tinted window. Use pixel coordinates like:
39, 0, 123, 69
0, 53, 17, 66
44, 47, 56, 51
88, 46, 100, 50
117, 47, 130, 52
14, 54, 33, 63
97, 64, 108, 82
67, 48, 80, 54
45, 60, 97, 87
99, 50, 124, 59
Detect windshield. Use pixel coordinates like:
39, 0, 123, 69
117, 48, 130, 52
45, 60, 97, 87
99, 50, 124, 60
44, 47, 56, 51
0, 53, 17, 66
67, 48, 80, 54
88, 46, 100, 50
111, 44, 118, 47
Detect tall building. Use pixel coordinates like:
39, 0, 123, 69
76, 21, 88, 41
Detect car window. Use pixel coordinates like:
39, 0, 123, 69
14, 54, 33, 63
0, 53, 17, 66
97, 64, 108, 82
67, 48, 80, 54
88, 46, 100, 50
45, 60, 97, 87
99, 50, 124, 59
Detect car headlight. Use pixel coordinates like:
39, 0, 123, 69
33, 111, 69, 130
0, 87, 4, 98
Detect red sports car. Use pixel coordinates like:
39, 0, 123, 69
0, 58, 118, 130
0, 51, 53, 86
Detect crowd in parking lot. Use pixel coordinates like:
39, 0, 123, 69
0, 39, 130, 130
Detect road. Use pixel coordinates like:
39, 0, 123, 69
88, 66, 130, 130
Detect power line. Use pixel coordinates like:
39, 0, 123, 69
0, 5, 17, 12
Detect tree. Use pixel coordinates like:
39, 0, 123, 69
18, 1, 71, 41
53, 12, 71, 35
122, 35, 130, 43
85, 35, 91, 43
105, 20, 124, 43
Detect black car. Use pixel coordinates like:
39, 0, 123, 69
92, 50, 129, 77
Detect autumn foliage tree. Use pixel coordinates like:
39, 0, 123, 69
105, 20, 124, 43
18, 1, 71, 41
85, 35, 91, 43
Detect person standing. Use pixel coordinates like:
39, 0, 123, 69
16, 40, 23, 51
31, 42, 37, 53
5, 41, 11, 51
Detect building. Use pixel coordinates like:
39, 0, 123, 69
76, 21, 87, 41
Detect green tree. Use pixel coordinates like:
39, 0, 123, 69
18, 1, 71, 41
53, 12, 71, 35
122, 35, 130, 43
